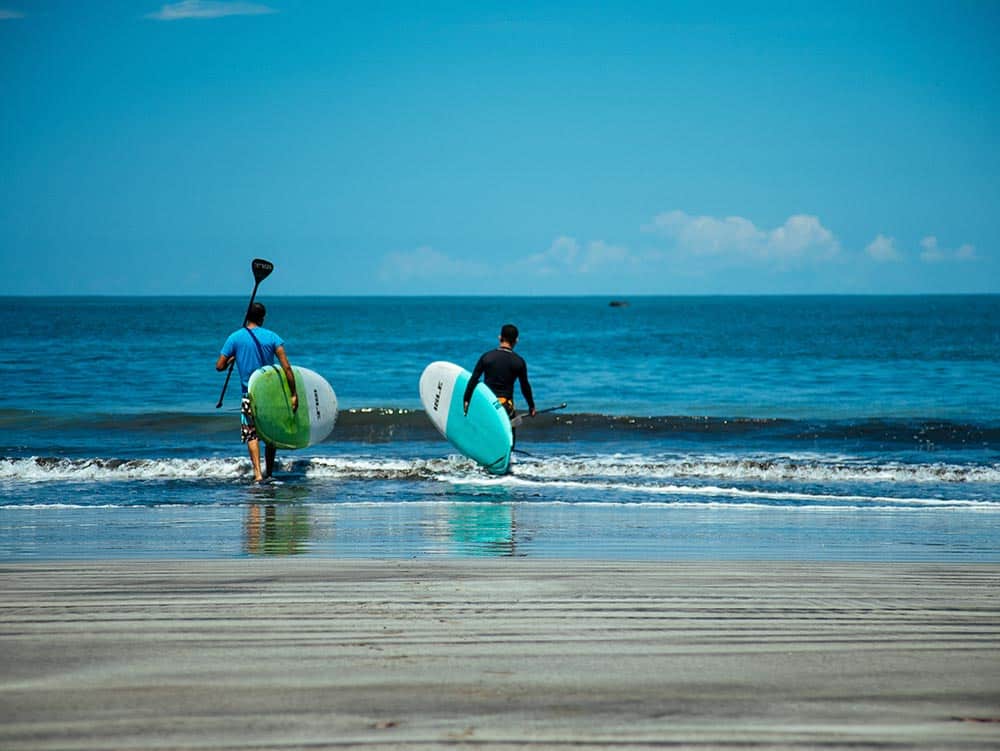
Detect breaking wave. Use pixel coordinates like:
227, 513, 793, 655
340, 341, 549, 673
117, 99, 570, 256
3, 452, 998, 488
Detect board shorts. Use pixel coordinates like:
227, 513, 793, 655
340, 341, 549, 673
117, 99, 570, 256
240, 394, 258, 443
497, 396, 516, 420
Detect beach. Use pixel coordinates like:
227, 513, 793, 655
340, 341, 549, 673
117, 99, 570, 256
3, 297, 999, 747
2, 560, 998, 750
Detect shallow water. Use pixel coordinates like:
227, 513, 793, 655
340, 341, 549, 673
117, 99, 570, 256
3, 296, 998, 560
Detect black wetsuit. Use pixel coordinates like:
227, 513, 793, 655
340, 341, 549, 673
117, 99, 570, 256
463, 347, 535, 415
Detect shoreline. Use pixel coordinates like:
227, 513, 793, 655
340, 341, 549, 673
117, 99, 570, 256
2, 559, 999, 749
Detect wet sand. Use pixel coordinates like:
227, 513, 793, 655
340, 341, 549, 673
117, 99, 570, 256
1, 560, 998, 750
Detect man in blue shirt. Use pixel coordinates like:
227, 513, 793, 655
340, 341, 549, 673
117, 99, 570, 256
216, 302, 298, 482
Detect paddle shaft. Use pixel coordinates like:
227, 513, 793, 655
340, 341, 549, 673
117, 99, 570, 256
511, 402, 567, 427
216, 261, 273, 409
534, 403, 567, 416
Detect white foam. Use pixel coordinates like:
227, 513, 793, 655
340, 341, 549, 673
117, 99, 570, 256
304, 454, 471, 479
0, 457, 247, 483
3, 452, 998, 487
510, 452, 1000, 485
2, 453, 998, 511
1, 503, 128, 510
471, 474, 995, 508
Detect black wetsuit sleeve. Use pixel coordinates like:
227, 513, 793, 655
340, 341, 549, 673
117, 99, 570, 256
519, 361, 535, 411
463, 356, 485, 406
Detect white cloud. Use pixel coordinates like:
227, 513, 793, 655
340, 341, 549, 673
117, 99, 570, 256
375, 216, 983, 294
580, 240, 630, 272
955, 243, 977, 260
378, 238, 640, 291
644, 211, 759, 256
644, 210, 840, 261
768, 215, 839, 259
0, 9, 25, 19
379, 246, 490, 283
522, 236, 579, 275
920, 236, 944, 262
146, 1, 277, 20
920, 235, 977, 263
866, 234, 900, 262
517, 236, 633, 276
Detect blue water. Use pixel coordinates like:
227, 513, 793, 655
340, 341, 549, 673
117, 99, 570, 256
2, 295, 998, 561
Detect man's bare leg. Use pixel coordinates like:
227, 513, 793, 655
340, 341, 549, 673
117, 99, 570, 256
247, 438, 264, 482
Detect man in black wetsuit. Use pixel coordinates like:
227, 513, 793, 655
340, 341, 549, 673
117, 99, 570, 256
463, 324, 536, 425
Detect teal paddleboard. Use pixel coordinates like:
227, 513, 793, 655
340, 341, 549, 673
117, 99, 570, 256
419, 360, 513, 474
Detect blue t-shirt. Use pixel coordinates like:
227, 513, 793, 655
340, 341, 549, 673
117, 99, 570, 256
220, 326, 285, 392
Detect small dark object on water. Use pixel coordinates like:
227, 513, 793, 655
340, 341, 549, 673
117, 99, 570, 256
609, 300, 629, 308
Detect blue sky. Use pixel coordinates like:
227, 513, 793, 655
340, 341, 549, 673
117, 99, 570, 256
2, 0, 997, 295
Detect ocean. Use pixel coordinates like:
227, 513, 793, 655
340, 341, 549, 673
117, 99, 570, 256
2, 295, 998, 561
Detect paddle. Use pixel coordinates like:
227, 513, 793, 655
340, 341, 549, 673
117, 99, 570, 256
510, 402, 567, 428
215, 258, 274, 408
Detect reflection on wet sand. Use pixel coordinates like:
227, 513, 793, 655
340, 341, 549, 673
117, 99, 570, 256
438, 485, 520, 556
447, 503, 517, 556
241, 481, 524, 557
244, 499, 313, 555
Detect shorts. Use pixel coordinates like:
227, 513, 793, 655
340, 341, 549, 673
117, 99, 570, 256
497, 396, 516, 420
240, 394, 258, 443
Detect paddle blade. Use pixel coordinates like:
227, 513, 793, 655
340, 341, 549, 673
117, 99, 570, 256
252, 258, 274, 282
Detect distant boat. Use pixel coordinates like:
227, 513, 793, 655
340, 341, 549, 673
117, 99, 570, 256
609, 300, 629, 308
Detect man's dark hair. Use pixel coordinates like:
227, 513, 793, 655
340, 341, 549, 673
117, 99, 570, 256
246, 302, 266, 326
500, 324, 519, 344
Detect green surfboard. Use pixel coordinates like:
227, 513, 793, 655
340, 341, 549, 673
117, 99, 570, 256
247, 365, 338, 449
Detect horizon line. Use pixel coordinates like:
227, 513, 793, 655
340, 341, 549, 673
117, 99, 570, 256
4, 292, 999, 299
